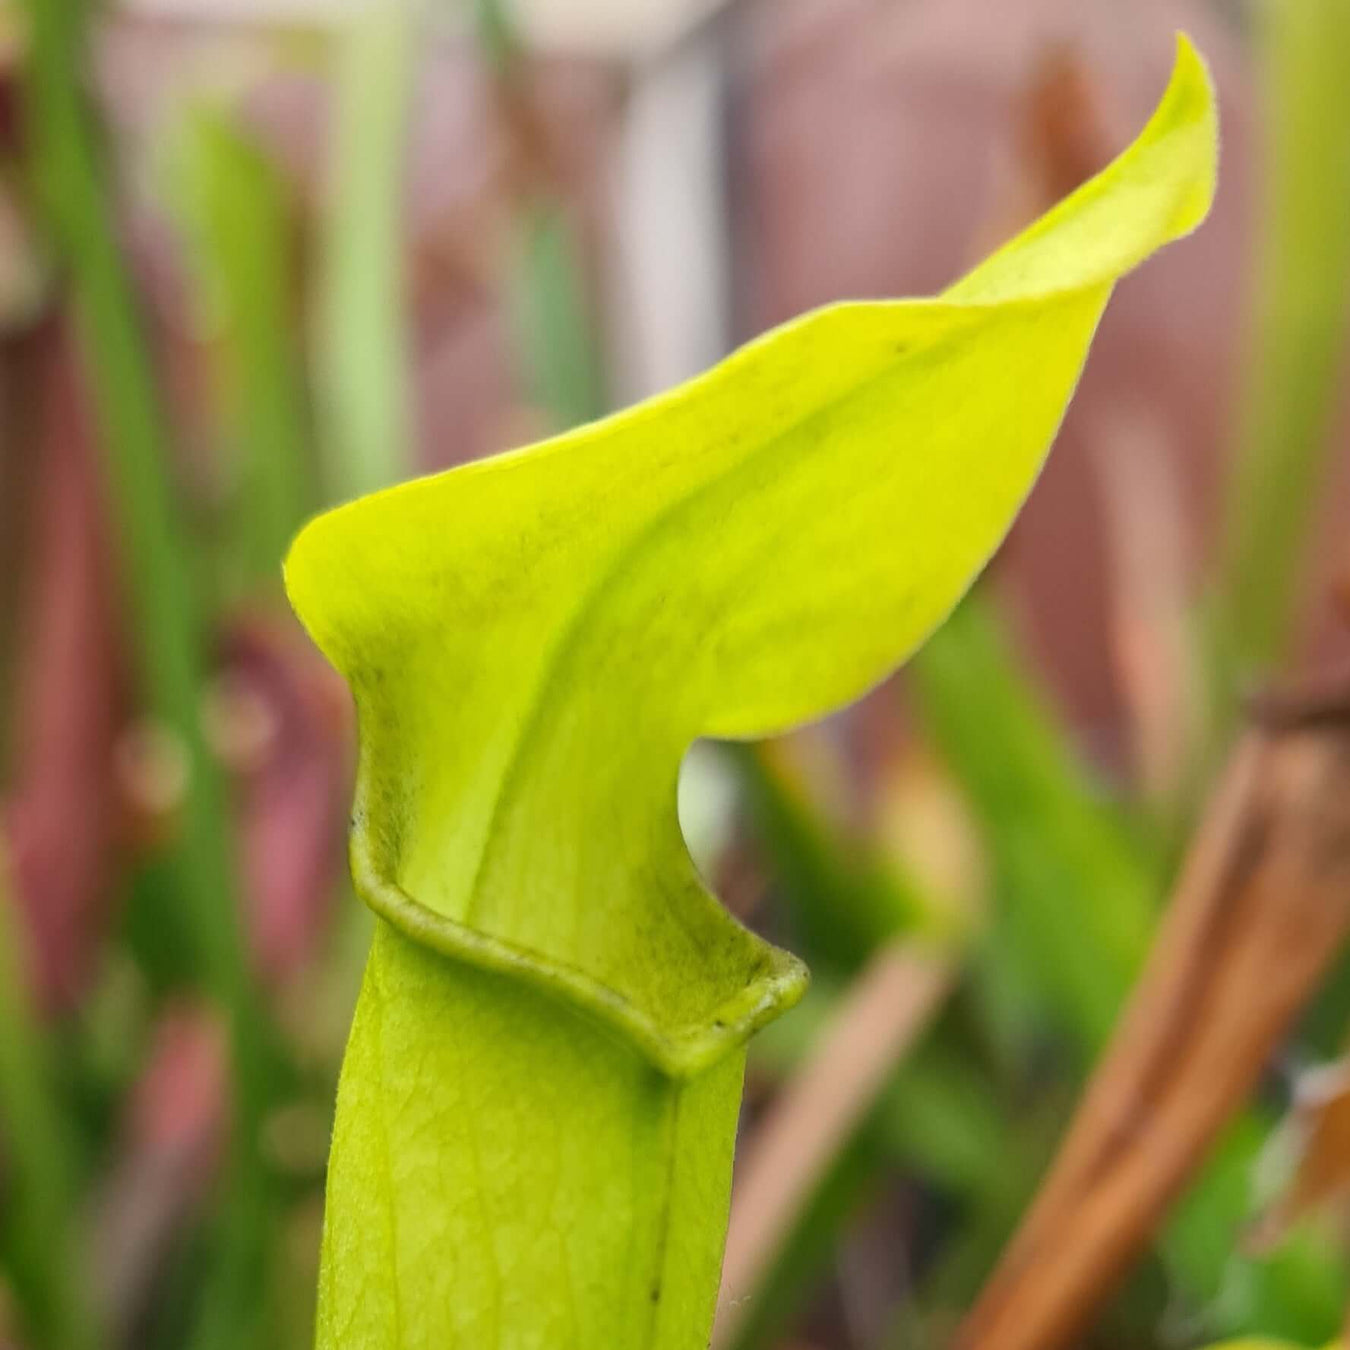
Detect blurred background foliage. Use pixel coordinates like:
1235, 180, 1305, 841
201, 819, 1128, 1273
1, 1, 1350, 1349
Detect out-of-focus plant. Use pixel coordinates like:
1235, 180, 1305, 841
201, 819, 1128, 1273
316, 1, 416, 500
1199, 1342, 1335, 1350
0, 846, 92, 1350
913, 595, 1158, 1050
283, 42, 1214, 1349
165, 108, 313, 595
916, 594, 1345, 1342
1207, 0, 1350, 738
19, 4, 286, 1347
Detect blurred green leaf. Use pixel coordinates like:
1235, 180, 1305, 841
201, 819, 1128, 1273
316, 3, 415, 498
1195, 1341, 1326, 1349
21, 0, 269, 1089
1207, 0, 1350, 731
0, 849, 93, 1350
732, 742, 930, 973
20, 7, 284, 1346
1166, 1118, 1346, 1345
509, 203, 607, 431
165, 108, 313, 592
912, 595, 1157, 1051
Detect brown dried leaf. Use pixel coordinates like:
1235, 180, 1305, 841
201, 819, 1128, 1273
958, 709, 1350, 1350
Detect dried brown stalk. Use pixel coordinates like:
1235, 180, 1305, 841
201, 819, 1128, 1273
1090, 406, 1199, 808
957, 693, 1350, 1350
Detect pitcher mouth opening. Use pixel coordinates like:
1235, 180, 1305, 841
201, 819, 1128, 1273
348, 819, 809, 1081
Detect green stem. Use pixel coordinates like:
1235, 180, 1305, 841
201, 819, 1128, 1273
729, 741, 933, 972
20, 3, 278, 1342
317, 2, 416, 500
1206, 0, 1350, 735
507, 202, 606, 432
911, 595, 1157, 1049
474, 0, 605, 434
0, 847, 94, 1350
169, 108, 313, 593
